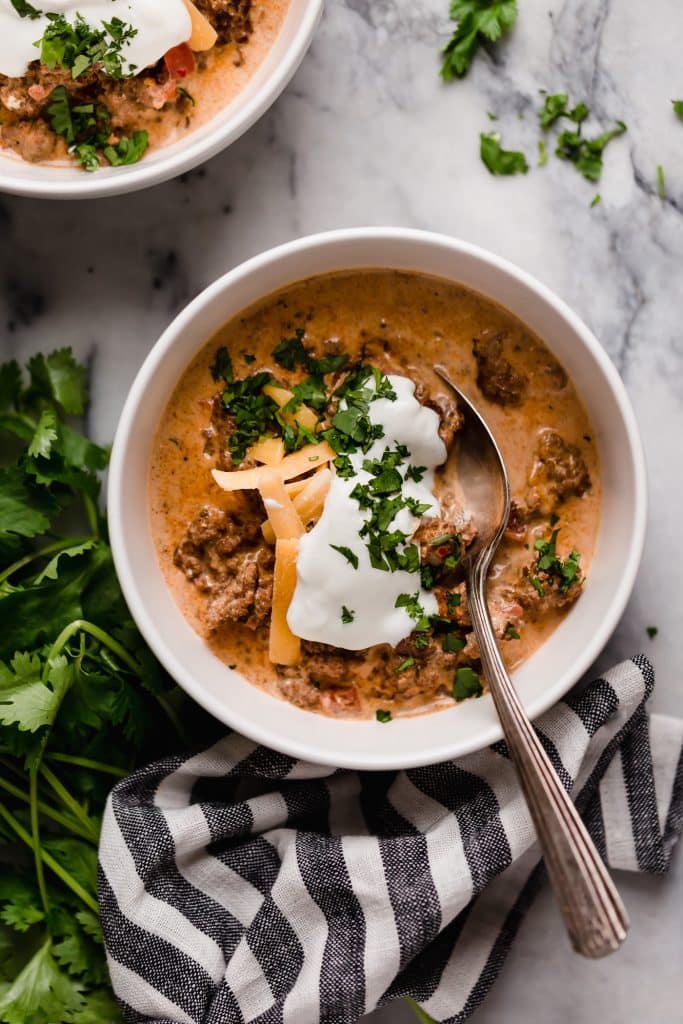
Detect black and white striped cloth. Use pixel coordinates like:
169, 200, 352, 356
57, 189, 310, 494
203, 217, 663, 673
99, 655, 683, 1024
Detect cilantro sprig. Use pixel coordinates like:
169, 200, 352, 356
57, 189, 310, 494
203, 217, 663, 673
538, 93, 627, 183
441, 0, 518, 80
0, 350, 216, 1024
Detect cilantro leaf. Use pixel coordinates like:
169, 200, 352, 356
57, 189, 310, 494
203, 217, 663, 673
28, 348, 88, 416
0, 875, 45, 932
555, 120, 627, 182
0, 361, 22, 411
28, 408, 59, 459
330, 544, 359, 570
341, 605, 355, 624
453, 666, 483, 701
672, 100, 683, 120
480, 132, 529, 175
0, 654, 72, 733
441, 0, 518, 80
375, 708, 392, 723
0, 467, 57, 539
0, 938, 85, 1024
10, 0, 42, 18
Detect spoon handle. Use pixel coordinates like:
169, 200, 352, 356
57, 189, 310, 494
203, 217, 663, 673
467, 572, 629, 958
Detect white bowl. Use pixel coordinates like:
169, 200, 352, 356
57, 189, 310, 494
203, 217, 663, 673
0, 0, 322, 200
108, 228, 647, 770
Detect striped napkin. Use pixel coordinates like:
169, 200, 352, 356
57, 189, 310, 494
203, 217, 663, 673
98, 655, 683, 1024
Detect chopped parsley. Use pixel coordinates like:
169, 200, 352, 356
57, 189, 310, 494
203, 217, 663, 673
529, 529, 582, 595
376, 708, 392, 723
443, 633, 466, 653
646, 626, 658, 639
657, 164, 665, 199
672, 100, 683, 120
441, 0, 518, 80
453, 666, 483, 701
10, 0, 42, 18
396, 657, 416, 673
38, 14, 138, 80
46, 87, 147, 171
330, 545, 359, 570
480, 133, 529, 176
341, 605, 355, 624
211, 346, 234, 383
395, 592, 431, 645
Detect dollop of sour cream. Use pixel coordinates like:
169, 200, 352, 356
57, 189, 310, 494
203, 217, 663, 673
0, 0, 191, 80
287, 374, 448, 651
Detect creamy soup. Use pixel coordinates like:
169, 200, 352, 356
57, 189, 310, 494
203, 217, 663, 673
0, 0, 288, 169
149, 270, 601, 721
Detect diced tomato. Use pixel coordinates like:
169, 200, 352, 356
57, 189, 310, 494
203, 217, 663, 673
164, 43, 195, 79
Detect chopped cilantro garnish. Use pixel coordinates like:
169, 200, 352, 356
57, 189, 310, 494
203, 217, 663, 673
453, 667, 483, 701
177, 86, 196, 106
441, 0, 518, 81
672, 100, 683, 120
38, 14, 137, 80
531, 529, 582, 594
376, 708, 392, 723
480, 133, 529, 176
396, 657, 416, 673
443, 633, 465, 653
646, 626, 658, 639
330, 545, 359, 570
446, 591, 462, 613
657, 164, 665, 199
590, 193, 601, 207
211, 346, 233, 383
10, 0, 42, 18
505, 626, 521, 640
555, 120, 627, 183
220, 371, 279, 463
46, 87, 146, 171
396, 592, 431, 634
538, 139, 548, 166
538, 93, 588, 130
406, 464, 427, 482
341, 605, 355, 624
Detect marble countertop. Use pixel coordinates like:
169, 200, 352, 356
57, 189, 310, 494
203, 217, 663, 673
1, 0, 681, 1019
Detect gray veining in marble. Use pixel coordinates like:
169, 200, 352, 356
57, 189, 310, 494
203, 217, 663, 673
0, 0, 681, 1020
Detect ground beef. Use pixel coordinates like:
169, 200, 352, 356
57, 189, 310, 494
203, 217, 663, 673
276, 641, 363, 714
424, 393, 464, 450
505, 501, 528, 542
526, 430, 591, 515
0, 118, 62, 163
196, 0, 253, 46
174, 499, 272, 629
472, 333, 527, 406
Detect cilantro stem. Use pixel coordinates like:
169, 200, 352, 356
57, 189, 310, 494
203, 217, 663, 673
45, 752, 128, 778
44, 619, 190, 745
82, 492, 100, 538
39, 763, 99, 842
0, 799, 98, 914
0, 774, 96, 842
29, 767, 51, 917
405, 997, 437, 1023
0, 536, 92, 586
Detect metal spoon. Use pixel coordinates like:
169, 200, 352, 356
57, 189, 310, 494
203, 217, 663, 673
434, 365, 629, 958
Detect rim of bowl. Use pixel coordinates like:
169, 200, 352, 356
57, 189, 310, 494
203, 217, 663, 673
0, 0, 323, 200
108, 227, 648, 768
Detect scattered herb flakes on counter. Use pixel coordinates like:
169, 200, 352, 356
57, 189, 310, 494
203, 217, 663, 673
657, 165, 665, 198
646, 626, 659, 639
538, 92, 627, 183
441, 0, 518, 80
0, 349, 217, 1024
672, 100, 683, 120
480, 132, 529, 175
590, 194, 601, 208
